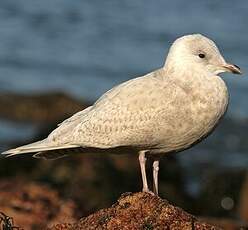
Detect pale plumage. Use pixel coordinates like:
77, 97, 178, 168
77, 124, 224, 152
1, 34, 241, 194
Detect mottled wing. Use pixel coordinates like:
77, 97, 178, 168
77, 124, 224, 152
57, 106, 93, 126
55, 69, 186, 149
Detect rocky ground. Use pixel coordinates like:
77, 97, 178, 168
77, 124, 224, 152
0, 185, 247, 229
48, 192, 221, 230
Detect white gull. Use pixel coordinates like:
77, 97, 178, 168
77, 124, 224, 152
2, 34, 241, 195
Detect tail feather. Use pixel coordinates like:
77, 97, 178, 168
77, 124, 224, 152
34, 147, 84, 159
1, 139, 79, 158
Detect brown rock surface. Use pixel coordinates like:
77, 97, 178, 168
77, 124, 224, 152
0, 92, 88, 123
0, 179, 76, 230
48, 192, 220, 230
200, 217, 247, 230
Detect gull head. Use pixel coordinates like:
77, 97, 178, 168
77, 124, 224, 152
164, 34, 242, 76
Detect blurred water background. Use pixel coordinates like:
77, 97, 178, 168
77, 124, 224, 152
0, 0, 248, 223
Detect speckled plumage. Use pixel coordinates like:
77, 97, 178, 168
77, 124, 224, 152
46, 67, 228, 155
43, 34, 230, 156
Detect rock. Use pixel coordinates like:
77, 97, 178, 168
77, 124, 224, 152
200, 217, 247, 230
48, 192, 220, 230
0, 179, 76, 230
0, 92, 88, 123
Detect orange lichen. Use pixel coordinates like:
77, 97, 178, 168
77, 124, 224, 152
48, 192, 220, 230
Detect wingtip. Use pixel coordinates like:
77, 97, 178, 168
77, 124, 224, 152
0, 149, 19, 158
0, 151, 10, 158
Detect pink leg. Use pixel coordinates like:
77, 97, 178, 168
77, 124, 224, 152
153, 160, 159, 195
139, 151, 149, 192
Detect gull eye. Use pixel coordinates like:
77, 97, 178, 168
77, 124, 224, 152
198, 53, 205, 58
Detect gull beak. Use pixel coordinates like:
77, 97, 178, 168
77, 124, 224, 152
222, 63, 242, 74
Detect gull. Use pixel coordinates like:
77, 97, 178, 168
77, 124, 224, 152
1, 34, 241, 195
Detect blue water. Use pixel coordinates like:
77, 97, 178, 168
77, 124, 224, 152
0, 0, 247, 117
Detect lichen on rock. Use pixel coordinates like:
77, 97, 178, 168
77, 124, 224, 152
49, 192, 220, 230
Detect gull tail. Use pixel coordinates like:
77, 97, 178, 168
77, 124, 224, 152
1, 139, 80, 159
